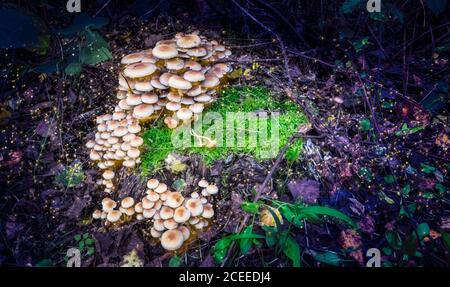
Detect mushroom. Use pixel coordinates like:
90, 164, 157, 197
206, 184, 219, 195
107, 210, 122, 223
121, 197, 135, 209
163, 219, 178, 230
178, 226, 191, 241
160, 206, 174, 220
123, 63, 157, 78
185, 198, 204, 217
166, 192, 184, 208
174, 206, 191, 223
201, 203, 214, 219
160, 230, 184, 251
152, 44, 178, 59
154, 183, 168, 194
147, 178, 160, 189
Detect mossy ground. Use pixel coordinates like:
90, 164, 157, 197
141, 86, 307, 173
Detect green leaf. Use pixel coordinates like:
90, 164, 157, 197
86, 247, 95, 256
384, 175, 395, 184
241, 201, 261, 214
239, 226, 254, 255
425, 0, 448, 15
83, 233, 89, 239
213, 237, 233, 263
35, 259, 53, 267
65, 62, 82, 76
442, 232, 450, 250
85, 238, 94, 246
279, 204, 296, 222
435, 183, 446, 193
359, 118, 371, 131
416, 223, 430, 240
281, 234, 301, 267
80, 30, 112, 65
78, 241, 85, 251
385, 230, 403, 250
401, 184, 411, 197
74, 234, 82, 242
352, 37, 370, 52
169, 256, 182, 267
420, 163, 436, 174
298, 206, 357, 228
340, 0, 364, 14
395, 123, 424, 136
313, 251, 342, 266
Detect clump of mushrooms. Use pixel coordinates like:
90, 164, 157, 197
85, 32, 232, 193
92, 178, 220, 251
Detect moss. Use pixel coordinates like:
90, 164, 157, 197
141, 86, 308, 173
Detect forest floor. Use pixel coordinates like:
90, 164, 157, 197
0, 13, 449, 267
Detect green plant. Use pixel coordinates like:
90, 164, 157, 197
73, 233, 95, 256
141, 86, 307, 172
55, 162, 85, 187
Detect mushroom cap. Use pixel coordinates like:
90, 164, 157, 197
134, 202, 143, 213
150, 77, 167, 89
164, 117, 179, 129
130, 137, 144, 148
176, 34, 201, 48
103, 170, 115, 180
154, 183, 168, 194
168, 75, 192, 90
92, 209, 102, 219
166, 192, 185, 208
181, 97, 195, 105
152, 44, 178, 59
184, 60, 202, 71
198, 179, 209, 188
133, 104, 154, 119
187, 47, 207, 57
160, 192, 168, 201
147, 178, 160, 189
128, 124, 141, 134
194, 94, 212, 103
194, 220, 205, 230
146, 190, 160, 202
174, 206, 191, 223
159, 73, 175, 86
202, 75, 220, 88
190, 192, 200, 199
201, 203, 214, 219
102, 198, 117, 212
107, 210, 122, 223
185, 198, 204, 217
143, 208, 156, 219
121, 197, 135, 209
167, 92, 182, 103
183, 70, 205, 82
126, 94, 142, 106
165, 58, 185, 70
189, 217, 200, 225
153, 219, 166, 232
124, 63, 157, 78
134, 81, 154, 92
150, 227, 162, 238
160, 206, 174, 220
127, 148, 140, 159
121, 52, 144, 65
141, 93, 159, 104
163, 219, 178, 230
178, 226, 191, 241
189, 103, 204, 114
206, 184, 219, 195
123, 159, 136, 168
176, 108, 193, 121
186, 85, 202, 97
160, 230, 184, 251
142, 197, 155, 209
166, 101, 181, 111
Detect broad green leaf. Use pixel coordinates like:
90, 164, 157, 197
281, 234, 301, 267
80, 30, 112, 65
213, 237, 232, 263
74, 234, 82, 242
442, 232, 450, 250
385, 230, 403, 250
169, 256, 182, 267
239, 226, 254, 255
299, 206, 357, 228
416, 223, 430, 240
384, 175, 395, 184
65, 62, 82, 76
359, 118, 371, 131
313, 251, 342, 266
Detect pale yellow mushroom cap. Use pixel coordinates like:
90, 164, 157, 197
107, 210, 122, 223
160, 230, 184, 251
123, 62, 157, 78
198, 179, 209, 188
160, 206, 174, 220
102, 170, 115, 180
143, 208, 156, 219
202, 75, 220, 88
142, 197, 155, 209
153, 219, 166, 232
92, 209, 103, 219
189, 103, 204, 114
133, 104, 154, 119
168, 75, 192, 90
165, 58, 185, 70
141, 93, 159, 104
166, 192, 185, 209
150, 227, 162, 238
201, 203, 214, 219
147, 178, 160, 189
121, 197, 135, 209
176, 34, 201, 48
152, 44, 178, 59
185, 198, 204, 217
176, 108, 193, 121
134, 202, 143, 213
173, 206, 191, 223
163, 219, 179, 230
166, 101, 182, 112
154, 183, 168, 194
183, 70, 205, 82
178, 226, 191, 241
121, 52, 144, 65
206, 184, 219, 195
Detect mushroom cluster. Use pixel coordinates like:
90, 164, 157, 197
92, 178, 219, 251
85, 32, 232, 192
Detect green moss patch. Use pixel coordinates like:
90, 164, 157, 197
141, 86, 307, 173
